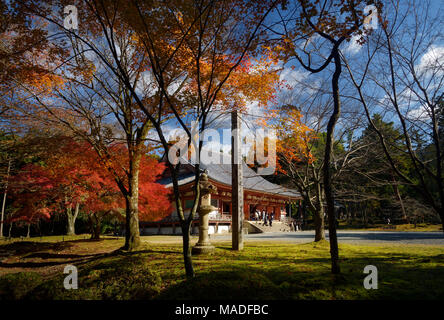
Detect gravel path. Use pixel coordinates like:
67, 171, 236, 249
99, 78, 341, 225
210, 230, 444, 245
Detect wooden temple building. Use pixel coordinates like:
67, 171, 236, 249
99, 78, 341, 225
139, 153, 302, 235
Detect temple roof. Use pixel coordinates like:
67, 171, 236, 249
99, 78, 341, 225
158, 153, 301, 199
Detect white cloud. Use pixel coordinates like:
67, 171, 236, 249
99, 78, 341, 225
279, 68, 310, 88
343, 35, 363, 55
415, 45, 444, 76
406, 104, 429, 121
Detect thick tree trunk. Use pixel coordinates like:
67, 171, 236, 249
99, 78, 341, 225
66, 202, 79, 236
90, 213, 101, 240
66, 212, 75, 235
181, 221, 195, 278
122, 154, 141, 251
93, 221, 101, 240
123, 194, 140, 251
323, 51, 342, 274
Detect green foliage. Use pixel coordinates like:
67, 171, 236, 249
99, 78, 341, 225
310, 132, 345, 163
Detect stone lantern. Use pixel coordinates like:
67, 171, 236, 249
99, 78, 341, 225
192, 172, 217, 254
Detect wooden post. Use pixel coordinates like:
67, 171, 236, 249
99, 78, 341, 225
231, 110, 243, 250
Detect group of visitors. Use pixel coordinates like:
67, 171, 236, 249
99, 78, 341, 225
291, 220, 302, 231
253, 209, 275, 226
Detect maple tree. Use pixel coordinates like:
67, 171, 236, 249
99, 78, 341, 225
80, 149, 171, 240
6, 0, 280, 277
1, 9, 166, 250
7, 137, 170, 238
261, 106, 330, 240
8, 163, 53, 237
123, 0, 280, 278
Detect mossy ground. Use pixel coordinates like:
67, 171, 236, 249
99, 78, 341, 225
0, 235, 443, 300
337, 222, 442, 232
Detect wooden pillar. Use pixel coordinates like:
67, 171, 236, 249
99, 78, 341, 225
244, 203, 249, 220
288, 202, 291, 218
231, 110, 243, 250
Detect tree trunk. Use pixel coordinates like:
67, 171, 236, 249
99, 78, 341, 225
26, 223, 31, 238
313, 182, 325, 241
122, 154, 141, 251
440, 207, 444, 235
93, 221, 101, 240
302, 199, 307, 229
123, 194, 140, 251
8, 222, 12, 238
66, 202, 79, 236
323, 50, 342, 274
90, 213, 101, 240
393, 178, 408, 223
181, 221, 195, 278
0, 160, 11, 238
313, 207, 325, 241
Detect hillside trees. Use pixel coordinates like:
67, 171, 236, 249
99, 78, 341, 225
334, 114, 412, 224
342, 0, 444, 232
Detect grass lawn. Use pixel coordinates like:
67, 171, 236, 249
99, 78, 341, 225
0, 235, 443, 300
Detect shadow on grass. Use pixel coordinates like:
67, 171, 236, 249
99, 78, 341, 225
2, 241, 444, 300
157, 252, 444, 300
0, 245, 180, 269
0, 241, 74, 255
215, 246, 237, 251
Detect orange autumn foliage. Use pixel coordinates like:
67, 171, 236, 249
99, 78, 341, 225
261, 107, 316, 175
